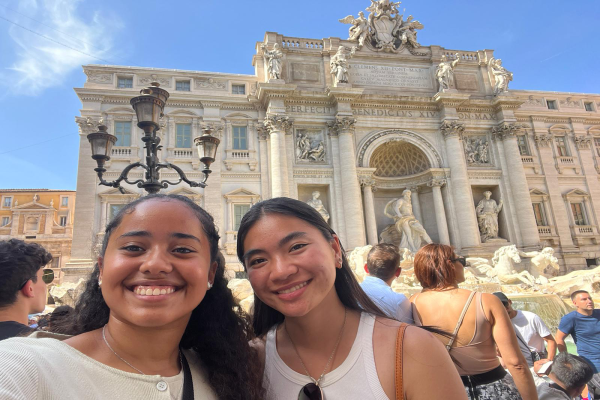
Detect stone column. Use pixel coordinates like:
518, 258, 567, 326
333, 117, 366, 249
492, 123, 540, 248
408, 186, 423, 224
360, 177, 378, 246
428, 179, 450, 245
264, 114, 291, 198
440, 120, 480, 249
257, 125, 270, 199
328, 128, 347, 247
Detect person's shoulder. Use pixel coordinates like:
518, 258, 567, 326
521, 310, 540, 321
593, 309, 600, 318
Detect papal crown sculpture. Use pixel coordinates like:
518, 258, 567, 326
340, 0, 425, 55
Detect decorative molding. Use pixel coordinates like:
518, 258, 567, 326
75, 116, 103, 134
427, 178, 447, 187
328, 116, 356, 136
467, 170, 503, 180
85, 71, 113, 84
534, 134, 553, 147
560, 97, 582, 108
575, 135, 592, 149
293, 168, 334, 179
357, 129, 442, 168
440, 120, 465, 139
138, 74, 171, 88
491, 122, 525, 141
264, 114, 292, 133
195, 78, 227, 90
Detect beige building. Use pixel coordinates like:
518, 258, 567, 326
68, 1, 600, 278
0, 189, 75, 282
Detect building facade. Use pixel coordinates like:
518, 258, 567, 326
0, 189, 75, 282
68, 2, 600, 278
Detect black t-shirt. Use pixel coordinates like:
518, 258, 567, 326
0, 321, 34, 341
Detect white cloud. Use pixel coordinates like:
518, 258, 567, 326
0, 0, 120, 96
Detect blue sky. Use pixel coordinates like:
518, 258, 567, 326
0, 0, 598, 190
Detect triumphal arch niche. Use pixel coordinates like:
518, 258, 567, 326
71, 0, 600, 277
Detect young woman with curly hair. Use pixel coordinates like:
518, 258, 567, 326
0, 194, 264, 400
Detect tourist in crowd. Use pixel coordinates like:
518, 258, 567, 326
410, 243, 537, 400
46, 305, 74, 333
493, 291, 557, 366
556, 290, 600, 400
0, 239, 53, 341
237, 197, 466, 400
533, 352, 595, 399
0, 194, 263, 399
360, 243, 413, 323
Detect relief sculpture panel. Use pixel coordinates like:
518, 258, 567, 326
295, 129, 327, 164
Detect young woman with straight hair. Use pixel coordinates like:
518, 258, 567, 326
237, 197, 466, 400
0, 194, 264, 399
411, 243, 537, 400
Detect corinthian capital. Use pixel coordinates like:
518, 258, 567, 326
575, 135, 592, 149
491, 122, 525, 141
427, 178, 447, 188
75, 116, 103, 134
264, 114, 292, 133
440, 120, 465, 140
328, 116, 357, 136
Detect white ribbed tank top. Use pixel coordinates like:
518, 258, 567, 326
263, 313, 389, 400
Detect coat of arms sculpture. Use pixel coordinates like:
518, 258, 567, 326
339, 0, 426, 55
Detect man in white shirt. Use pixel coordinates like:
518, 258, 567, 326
360, 244, 413, 324
494, 292, 557, 366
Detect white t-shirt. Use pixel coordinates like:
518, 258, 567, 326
511, 310, 551, 353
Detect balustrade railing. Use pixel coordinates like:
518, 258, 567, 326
281, 37, 324, 50
521, 156, 534, 163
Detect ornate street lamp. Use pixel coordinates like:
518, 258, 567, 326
87, 82, 220, 194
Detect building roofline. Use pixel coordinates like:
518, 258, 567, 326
0, 189, 76, 192
84, 64, 255, 79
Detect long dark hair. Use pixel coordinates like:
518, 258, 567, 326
236, 197, 389, 336
55, 194, 264, 400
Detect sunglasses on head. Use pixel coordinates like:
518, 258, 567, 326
19, 268, 55, 289
450, 256, 466, 267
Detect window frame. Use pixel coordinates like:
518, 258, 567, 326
232, 126, 248, 150
2, 196, 13, 208
547, 100, 558, 110
516, 135, 530, 156
1, 216, 9, 226
114, 121, 132, 147
175, 123, 192, 148
175, 80, 191, 91
585, 102, 594, 112
571, 202, 587, 226
59, 216, 68, 227
555, 136, 570, 157
233, 203, 251, 231
232, 84, 246, 95
60, 196, 69, 207
117, 76, 133, 89
532, 202, 547, 226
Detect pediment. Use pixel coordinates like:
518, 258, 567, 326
167, 187, 202, 198
223, 188, 260, 199
167, 109, 199, 117
548, 124, 571, 134
105, 106, 135, 114
563, 188, 590, 198
13, 202, 53, 210
588, 126, 600, 135
529, 188, 549, 197
99, 187, 139, 198
224, 112, 253, 120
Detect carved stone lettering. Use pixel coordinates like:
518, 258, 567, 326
455, 73, 479, 91
458, 112, 497, 121
286, 105, 333, 114
352, 109, 438, 118
348, 64, 432, 89
291, 63, 320, 82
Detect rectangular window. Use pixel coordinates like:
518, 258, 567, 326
1, 217, 9, 226
59, 216, 67, 226
585, 102, 594, 112
556, 137, 569, 156
571, 203, 586, 226
595, 138, 600, 157
114, 122, 132, 147
232, 84, 246, 95
61, 197, 69, 207
176, 124, 192, 148
2, 197, 12, 208
233, 204, 250, 231
232, 126, 248, 150
532, 203, 546, 226
547, 100, 557, 110
176, 80, 191, 91
51, 258, 59, 269
117, 77, 133, 88
109, 204, 126, 222
517, 135, 530, 156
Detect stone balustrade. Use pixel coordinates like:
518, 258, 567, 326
281, 37, 324, 50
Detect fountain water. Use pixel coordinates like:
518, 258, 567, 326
506, 293, 573, 334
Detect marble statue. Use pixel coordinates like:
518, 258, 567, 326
307, 141, 326, 161
339, 11, 369, 49
50, 199, 54, 207
381, 189, 432, 253
476, 191, 503, 242
330, 46, 355, 86
306, 191, 330, 223
348, 245, 373, 282
396, 15, 423, 49
464, 137, 490, 165
33, 194, 39, 202
435, 53, 460, 91
261, 43, 283, 80
296, 133, 326, 162
520, 247, 560, 283
489, 58, 513, 95
491, 245, 537, 286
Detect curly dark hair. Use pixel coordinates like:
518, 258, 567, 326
0, 238, 52, 307
54, 194, 264, 399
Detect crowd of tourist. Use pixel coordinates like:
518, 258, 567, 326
0, 195, 598, 399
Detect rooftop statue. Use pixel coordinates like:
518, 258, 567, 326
261, 43, 283, 81
330, 46, 356, 86
489, 57, 513, 95
436, 53, 460, 91
339, 0, 425, 55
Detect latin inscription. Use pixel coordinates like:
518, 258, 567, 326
286, 105, 333, 114
349, 64, 432, 89
458, 112, 497, 121
353, 109, 438, 118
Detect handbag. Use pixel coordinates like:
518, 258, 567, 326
395, 323, 408, 400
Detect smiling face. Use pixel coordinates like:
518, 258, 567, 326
98, 199, 216, 328
242, 213, 341, 318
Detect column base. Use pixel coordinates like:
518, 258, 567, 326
62, 259, 95, 283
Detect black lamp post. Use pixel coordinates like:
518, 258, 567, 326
87, 82, 220, 194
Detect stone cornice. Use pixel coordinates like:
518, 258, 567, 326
326, 87, 364, 103
256, 83, 297, 103
433, 92, 470, 108
491, 95, 524, 112
200, 101, 222, 108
